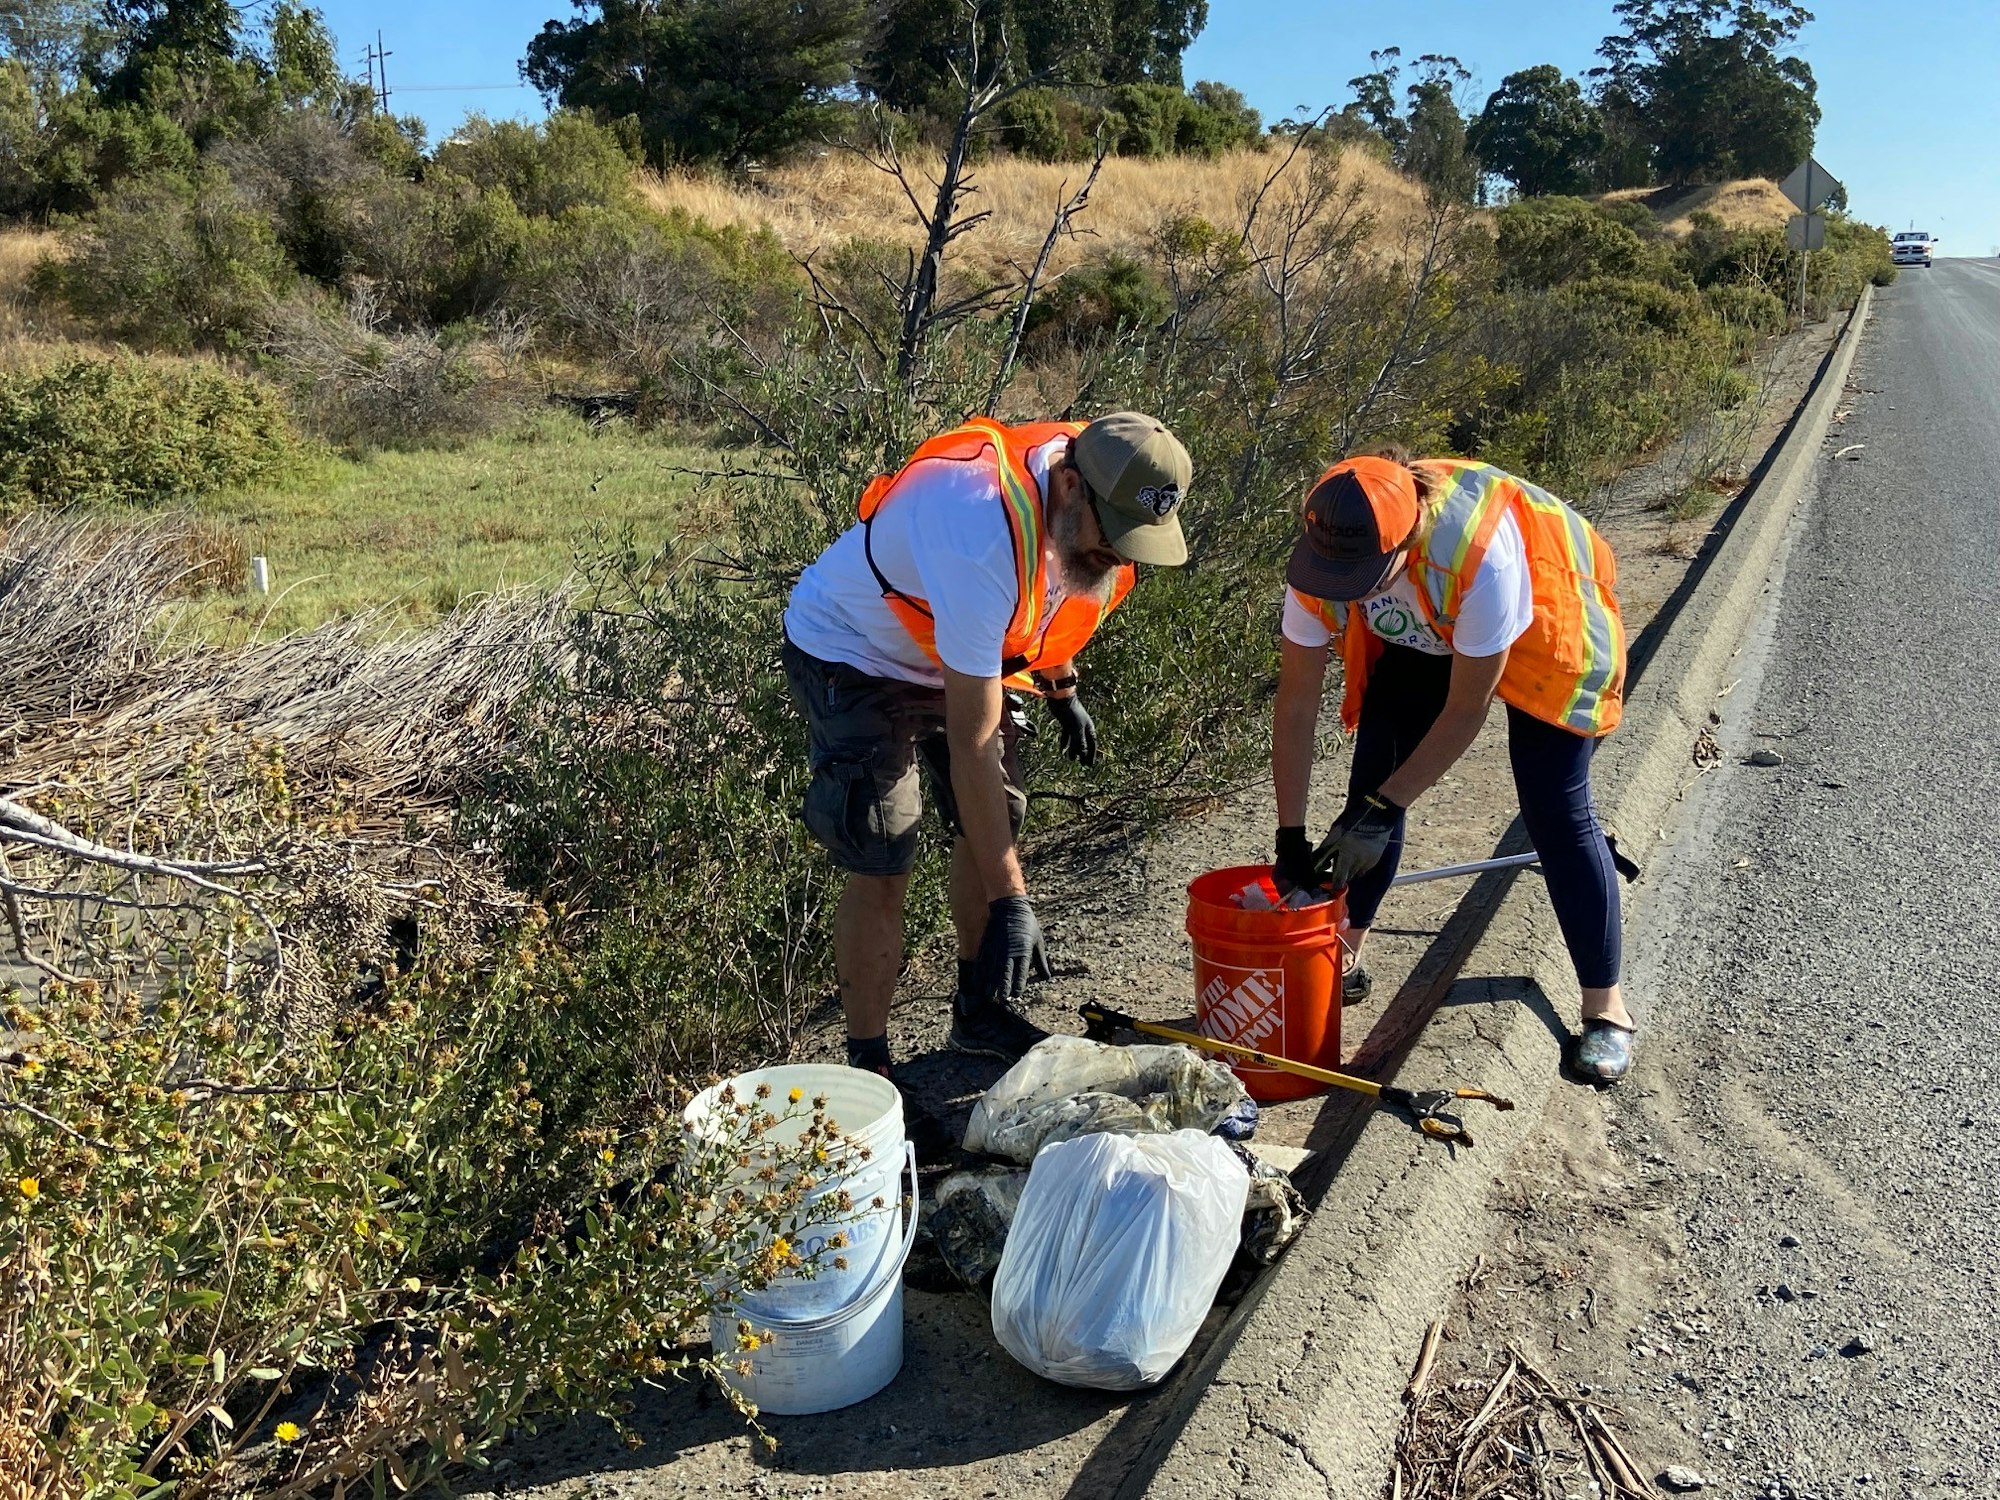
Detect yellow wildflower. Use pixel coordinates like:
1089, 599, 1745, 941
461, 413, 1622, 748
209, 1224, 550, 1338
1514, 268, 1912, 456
16, 1177, 38, 1200
601, 1147, 615, 1163
787, 1087, 803, 1103
274, 1421, 301, 1443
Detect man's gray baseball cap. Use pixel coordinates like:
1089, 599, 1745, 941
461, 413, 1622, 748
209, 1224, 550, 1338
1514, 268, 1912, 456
1072, 412, 1193, 567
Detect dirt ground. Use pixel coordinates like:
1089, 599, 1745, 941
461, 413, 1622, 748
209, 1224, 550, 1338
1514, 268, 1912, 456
467, 319, 1841, 1500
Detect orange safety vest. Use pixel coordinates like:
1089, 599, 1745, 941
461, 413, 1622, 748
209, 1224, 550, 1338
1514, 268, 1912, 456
1294, 458, 1627, 737
858, 418, 1137, 691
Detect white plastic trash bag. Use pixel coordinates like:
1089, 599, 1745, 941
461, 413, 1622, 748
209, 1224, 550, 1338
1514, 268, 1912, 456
990, 1129, 1250, 1391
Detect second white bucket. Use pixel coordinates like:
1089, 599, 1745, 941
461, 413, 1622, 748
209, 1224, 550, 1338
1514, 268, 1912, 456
683, 1063, 906, 1320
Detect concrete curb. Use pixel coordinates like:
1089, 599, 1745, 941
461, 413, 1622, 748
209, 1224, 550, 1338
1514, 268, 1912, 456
1120, 287, 1877, 1500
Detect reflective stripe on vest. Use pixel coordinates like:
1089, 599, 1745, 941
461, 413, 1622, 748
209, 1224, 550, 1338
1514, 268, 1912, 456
857, 419, 1135, 687
1299, 459, 1626, 738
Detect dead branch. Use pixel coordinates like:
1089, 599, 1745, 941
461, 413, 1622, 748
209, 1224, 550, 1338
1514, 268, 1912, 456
986, 131, 1111, 414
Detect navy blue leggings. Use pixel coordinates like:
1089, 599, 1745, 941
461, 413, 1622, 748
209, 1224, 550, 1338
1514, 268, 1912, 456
1343, 647, 1622, 989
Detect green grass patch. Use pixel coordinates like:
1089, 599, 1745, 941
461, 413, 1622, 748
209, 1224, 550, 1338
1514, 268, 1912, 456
177, 411, 740, 641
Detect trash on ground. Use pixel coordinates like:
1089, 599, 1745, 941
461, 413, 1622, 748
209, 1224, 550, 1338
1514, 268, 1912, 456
963, 1034, 1256, 1166
1231, 1142, 1308, 1266
929, 1165, 1029, 1291
1232, 878, 1331, 911
990, 1129, 1249, 1390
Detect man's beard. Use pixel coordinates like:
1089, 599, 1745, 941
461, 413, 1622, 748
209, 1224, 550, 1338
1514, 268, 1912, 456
1049, 494, 1118, 604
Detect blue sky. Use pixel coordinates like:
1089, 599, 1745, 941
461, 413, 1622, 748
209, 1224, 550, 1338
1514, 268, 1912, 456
312, 0, 2000, 255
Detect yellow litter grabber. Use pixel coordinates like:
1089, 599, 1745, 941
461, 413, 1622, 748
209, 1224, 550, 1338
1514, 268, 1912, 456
1078, 1003, 1515, 1148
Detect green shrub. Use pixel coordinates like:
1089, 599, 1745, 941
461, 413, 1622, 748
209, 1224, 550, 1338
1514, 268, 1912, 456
1024, 252, 1169, 351
1701, 280, 1787, 335
1813, 213, 1896, 315
43, 165, 296, 351
0, 355, 299, 510
1109, 83, 1187, 157
431, 110, 640, 219
22, 93, 198, 217
1182, 81, 1262, 156
997, 87, 1099, 163
1493, 196, 1655, 288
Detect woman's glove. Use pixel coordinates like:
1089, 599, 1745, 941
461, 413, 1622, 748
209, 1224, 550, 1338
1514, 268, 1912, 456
1313, 791, 1403, 891
1273, 825, 1321, 897
1047, 694, 1097, 766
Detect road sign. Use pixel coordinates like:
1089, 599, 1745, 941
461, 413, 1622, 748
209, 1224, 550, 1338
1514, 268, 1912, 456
1779, 157, 1843, 214
1786, 213, 1827, 251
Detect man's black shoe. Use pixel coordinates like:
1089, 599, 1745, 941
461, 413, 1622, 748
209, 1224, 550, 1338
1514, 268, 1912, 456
948, 996, 1049, 1062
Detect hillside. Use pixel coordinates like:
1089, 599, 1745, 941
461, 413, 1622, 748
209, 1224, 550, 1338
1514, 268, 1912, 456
638, 145, 1435, 280
1601, 178, 1797, 237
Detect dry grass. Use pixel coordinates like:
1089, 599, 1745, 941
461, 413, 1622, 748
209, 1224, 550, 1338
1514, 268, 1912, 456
0, 226, 101, 363
1601, 177, 1796, 238
639, 145, 1433, 278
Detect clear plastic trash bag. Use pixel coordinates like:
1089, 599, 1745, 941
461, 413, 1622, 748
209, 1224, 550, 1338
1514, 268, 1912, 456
963, 1035, 1256, 1166
990, 1129, 1250, 1390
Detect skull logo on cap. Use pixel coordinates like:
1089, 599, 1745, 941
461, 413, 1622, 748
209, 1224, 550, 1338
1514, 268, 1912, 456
1137, 483, 1181, 518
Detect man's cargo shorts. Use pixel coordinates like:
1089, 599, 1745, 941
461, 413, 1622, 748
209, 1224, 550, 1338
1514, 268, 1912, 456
781, 636, 1028, 877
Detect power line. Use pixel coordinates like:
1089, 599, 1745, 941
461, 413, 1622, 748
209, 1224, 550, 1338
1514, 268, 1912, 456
393, 83, 533, 93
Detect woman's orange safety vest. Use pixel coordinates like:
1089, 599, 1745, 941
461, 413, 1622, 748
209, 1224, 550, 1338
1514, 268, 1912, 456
1295, 459, 1627, 737
858, 418, 1137, 691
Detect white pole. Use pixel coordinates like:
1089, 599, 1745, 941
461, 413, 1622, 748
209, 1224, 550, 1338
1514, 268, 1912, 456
250, 556, 271, 594
1390, 851, 1540, 888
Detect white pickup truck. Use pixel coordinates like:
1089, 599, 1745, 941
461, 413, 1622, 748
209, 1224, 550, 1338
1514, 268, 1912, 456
1892, 231, 1937, 268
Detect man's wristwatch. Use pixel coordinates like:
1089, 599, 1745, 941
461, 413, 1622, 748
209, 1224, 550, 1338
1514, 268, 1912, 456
1035, 672, 1080, 695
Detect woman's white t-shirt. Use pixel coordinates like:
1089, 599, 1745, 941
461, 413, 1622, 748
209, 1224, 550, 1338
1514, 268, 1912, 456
1281, 511, 1535, 658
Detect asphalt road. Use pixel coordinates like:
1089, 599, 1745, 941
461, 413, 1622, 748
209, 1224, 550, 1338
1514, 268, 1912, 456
1605, 258, 2000, 1496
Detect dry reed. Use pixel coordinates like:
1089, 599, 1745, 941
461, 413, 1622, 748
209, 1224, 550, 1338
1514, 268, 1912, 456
0, 515, 572, 822
639, 145, 1432, 280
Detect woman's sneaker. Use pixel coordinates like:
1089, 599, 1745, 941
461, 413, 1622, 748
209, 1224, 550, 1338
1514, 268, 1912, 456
1342, 966, 1373, 1004
948, 996, 1049, 1062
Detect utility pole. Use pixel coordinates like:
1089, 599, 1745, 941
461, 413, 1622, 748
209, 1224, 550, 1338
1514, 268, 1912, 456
362, 32, 393, 114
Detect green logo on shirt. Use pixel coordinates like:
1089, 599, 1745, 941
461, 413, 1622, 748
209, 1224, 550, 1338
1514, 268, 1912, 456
1372, 605, 1414, 638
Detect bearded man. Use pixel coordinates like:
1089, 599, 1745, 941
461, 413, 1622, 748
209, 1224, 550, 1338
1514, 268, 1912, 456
781, 413, 1195, 1072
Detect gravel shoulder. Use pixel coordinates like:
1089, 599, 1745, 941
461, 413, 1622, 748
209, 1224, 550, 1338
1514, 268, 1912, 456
469, 318, 1842, 1500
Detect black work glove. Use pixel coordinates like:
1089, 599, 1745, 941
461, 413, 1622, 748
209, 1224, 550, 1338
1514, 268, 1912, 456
1273, 826, 1322, 898
1047, 694, 1097, 766
1312, 790, 1403, 892
976, 894, 1054, 1004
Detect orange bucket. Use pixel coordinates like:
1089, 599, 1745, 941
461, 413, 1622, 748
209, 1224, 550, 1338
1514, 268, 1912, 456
1186, 865, 1346, 1103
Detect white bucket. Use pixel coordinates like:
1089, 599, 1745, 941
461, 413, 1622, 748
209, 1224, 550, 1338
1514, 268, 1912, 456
682, 1064, 906, 1320
711, 1148, 919, 1416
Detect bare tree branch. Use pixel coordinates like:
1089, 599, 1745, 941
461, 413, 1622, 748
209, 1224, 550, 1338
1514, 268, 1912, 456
986, 131, 1112, 413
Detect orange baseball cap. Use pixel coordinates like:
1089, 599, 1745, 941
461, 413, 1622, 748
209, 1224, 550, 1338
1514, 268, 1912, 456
1285, 456, 1421, 601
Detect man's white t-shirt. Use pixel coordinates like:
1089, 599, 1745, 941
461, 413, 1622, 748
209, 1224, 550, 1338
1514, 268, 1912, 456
1280, 511, 1534, 658
783, 436, 1071, 686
